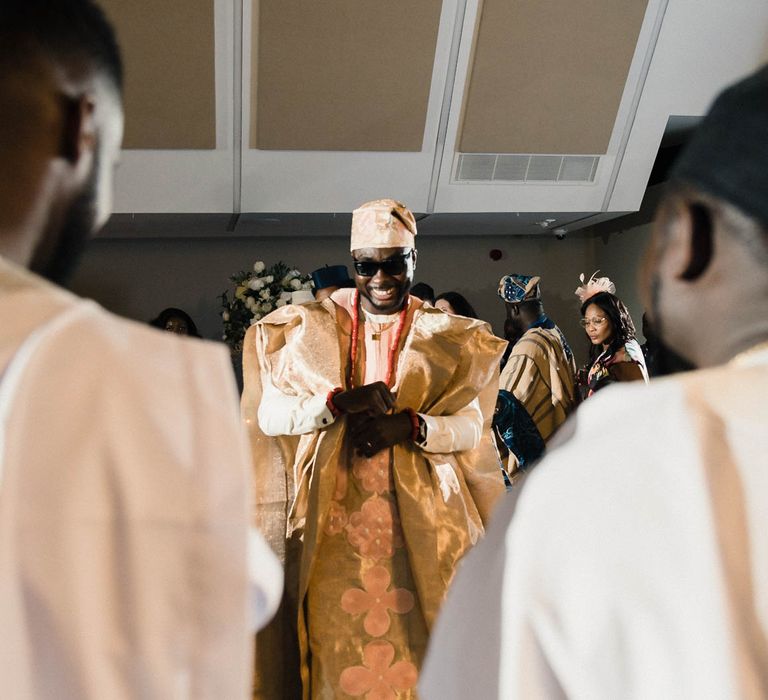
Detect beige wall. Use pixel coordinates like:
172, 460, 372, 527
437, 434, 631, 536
592, 222, 653, 340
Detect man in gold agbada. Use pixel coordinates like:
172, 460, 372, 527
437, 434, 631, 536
242, 198, 507, 698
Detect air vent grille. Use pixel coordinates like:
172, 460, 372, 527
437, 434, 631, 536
456, 153, 599, 183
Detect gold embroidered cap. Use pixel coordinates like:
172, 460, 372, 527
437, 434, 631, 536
350, 198, 417, 251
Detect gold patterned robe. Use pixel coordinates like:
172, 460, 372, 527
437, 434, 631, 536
499, 326, 578, 443
242, 293, 507, 699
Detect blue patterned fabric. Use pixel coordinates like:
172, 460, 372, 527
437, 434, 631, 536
493, 390, 546, 471
497, 274, 541, 303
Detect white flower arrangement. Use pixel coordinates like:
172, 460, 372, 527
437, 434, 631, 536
220, 260, 313, 354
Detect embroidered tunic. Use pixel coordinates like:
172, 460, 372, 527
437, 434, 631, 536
244, 288, 507, 698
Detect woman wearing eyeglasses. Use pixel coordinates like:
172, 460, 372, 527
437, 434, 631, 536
575, 272, 649, 398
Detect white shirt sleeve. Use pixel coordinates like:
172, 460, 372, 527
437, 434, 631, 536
418, 397, 483, 453
248, 528, 284, 632
258, 372, 482, 452
257, 373, 336, 436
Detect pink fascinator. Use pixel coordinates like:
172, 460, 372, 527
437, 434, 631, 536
574, 271, 616, 303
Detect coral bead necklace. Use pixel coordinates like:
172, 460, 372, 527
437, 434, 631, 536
348, 289, 409, 389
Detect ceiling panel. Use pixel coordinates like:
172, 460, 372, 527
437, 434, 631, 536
100, 0, 216, 150
459, 0, 648, 155
252, 0, 442, 151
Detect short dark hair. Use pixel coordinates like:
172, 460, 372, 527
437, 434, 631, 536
580, 291, 636, 361
506, 298, 544, 318
410, 282, 435, 304
150, 308, 201, 338
435, 291, 478, 319
0, 0, 123, 92
519, 298, 543, 317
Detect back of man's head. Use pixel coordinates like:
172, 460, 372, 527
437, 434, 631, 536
0, 0, 122, 93
519, 298, 544, 318
410, 282, 435, 304
0, 0, 124, 283
644, 65, 768, 368
670, 65, 768, 232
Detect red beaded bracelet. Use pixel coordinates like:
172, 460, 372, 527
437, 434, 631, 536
326, 387, 344, 417
405, 408, 420, 442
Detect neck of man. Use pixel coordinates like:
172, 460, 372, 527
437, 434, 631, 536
0, 224, 38, 269
707, 321, 768, 366
520, 309, 542, 331
362, 305, 403, 320
674, 271, 768, 367
0, 163, 65, 271
359, 288, 409, 317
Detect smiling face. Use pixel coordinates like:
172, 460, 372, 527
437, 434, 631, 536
582, 302, 614, 347
352, 246, 415, 314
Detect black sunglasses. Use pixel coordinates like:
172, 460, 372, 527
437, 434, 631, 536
352, 251, 412, 277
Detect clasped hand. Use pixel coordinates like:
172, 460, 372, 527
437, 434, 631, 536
331, 382, 413, 457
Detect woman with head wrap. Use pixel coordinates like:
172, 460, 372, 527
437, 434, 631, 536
575, 272, 649, 397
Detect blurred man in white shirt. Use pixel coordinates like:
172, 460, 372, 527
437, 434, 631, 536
422, 65, 768, 700
0, 2, 280, 697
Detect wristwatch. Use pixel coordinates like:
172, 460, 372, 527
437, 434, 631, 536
415, 414, 428, 446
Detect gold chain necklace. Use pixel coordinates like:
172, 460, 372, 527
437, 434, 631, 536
367, 318, 398, 341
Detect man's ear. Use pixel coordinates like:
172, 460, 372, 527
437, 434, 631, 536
58, 93, 96, 165
665, 198, 715, 282
679, 201, 715, 281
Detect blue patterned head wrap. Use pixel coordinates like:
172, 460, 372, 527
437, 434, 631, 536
498, 274, 541, 303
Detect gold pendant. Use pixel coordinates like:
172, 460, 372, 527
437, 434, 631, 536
371, 332, 382, 341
